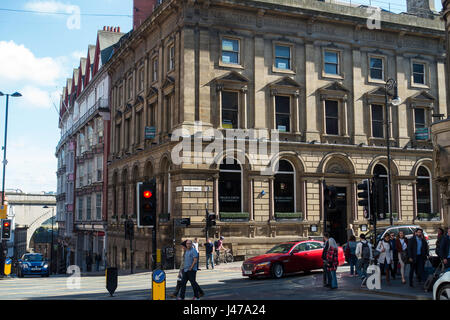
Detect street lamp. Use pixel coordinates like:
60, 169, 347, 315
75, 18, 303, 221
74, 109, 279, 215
0, 91, 21, 278
43, 205, 55, 275
0, 91, 22, 205
383, 79, 401, 226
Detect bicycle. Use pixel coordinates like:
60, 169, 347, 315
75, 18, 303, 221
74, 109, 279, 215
215, 249, 234, 265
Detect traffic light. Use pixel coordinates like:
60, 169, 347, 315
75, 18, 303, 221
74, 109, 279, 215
206, 210, 216, 227
1, 219, 11, 240
137, 181, 156, 228
357, 179, 371, 221
324, 185, 337, 209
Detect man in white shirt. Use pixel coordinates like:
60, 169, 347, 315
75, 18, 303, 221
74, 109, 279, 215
193, 237, 200, 270
355, 233, 373, 281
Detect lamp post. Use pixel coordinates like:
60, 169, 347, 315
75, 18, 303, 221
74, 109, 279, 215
0, 91, 21, 278
43, 205, 55, 275
383, 80, 401, 226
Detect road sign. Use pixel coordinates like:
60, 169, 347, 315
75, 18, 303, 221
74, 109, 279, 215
156, 249, 161, 263
0, 205, 7, 219
145, 126, 156, 139
175, 218, 190, 227
152, 269, 166, 300
4, 258, 11, 276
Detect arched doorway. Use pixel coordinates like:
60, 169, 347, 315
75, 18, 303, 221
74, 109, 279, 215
416, 166, 432, 219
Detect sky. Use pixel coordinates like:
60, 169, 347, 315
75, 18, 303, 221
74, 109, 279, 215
0, 0, 133, 193
0, 0, 444, 194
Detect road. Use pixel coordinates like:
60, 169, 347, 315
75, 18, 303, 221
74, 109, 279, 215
0, 262, 429, 300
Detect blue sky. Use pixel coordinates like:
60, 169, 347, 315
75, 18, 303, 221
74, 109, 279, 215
0, 0, 132, 193
0, 0, 444, 193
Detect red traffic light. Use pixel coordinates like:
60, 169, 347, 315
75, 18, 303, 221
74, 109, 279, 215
143, 190, 152, 199
3, 222, 9, 227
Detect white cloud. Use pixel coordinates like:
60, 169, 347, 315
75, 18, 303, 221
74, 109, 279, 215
24, 1, 78, 14
19, 86, 60, 109
71, 50, 86, 61
0, 41, 65, 85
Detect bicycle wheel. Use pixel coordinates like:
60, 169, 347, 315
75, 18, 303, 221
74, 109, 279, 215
225, 253, 234, 263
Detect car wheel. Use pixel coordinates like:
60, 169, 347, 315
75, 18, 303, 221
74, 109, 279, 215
437, 284, 450, 300
271, 263, 284, 279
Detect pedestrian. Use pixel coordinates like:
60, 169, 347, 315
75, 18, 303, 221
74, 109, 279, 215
347, 224, 356, 240
204, 238, 215, 269
344, 235, 358, 276
169, 240, 187, 299
376, 233, 393, 285
439, 226, 450, 270
179, 240, 203, 300
436, 227, 445, 259
215, 236, 225, 264
389, 232, 398, 280
86, 253, 92, 272
193, 237, 200, 271
322, 232, 330, 287
407, 228, 429, 287
355, 233, 373, 281
326, 237, 339, 289
395, 230, 408, 284
95, 253, 101, 272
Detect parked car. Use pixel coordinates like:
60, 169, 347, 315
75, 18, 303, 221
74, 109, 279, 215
241, 240, 345, 279
365, 225, 428, 244
433, 270, 450, 300
17, 253, 50, 278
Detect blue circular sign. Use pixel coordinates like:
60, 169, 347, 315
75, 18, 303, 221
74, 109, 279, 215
152, 269, 165, 284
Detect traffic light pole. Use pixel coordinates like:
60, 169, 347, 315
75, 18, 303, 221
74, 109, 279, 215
152, 228, 156, 270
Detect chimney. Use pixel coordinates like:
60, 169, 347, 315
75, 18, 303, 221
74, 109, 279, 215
133, 0, 158, 30
117, 27, 121, 33
103, 26, 106, 31
406, 0, 436, 18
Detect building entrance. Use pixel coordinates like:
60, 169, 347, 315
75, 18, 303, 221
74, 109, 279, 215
327, 186, 347, 246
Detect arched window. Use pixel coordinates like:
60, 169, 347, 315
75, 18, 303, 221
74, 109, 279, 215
274, 160, 295, 213
416, 166, 432, 217
219, 158, 242, 213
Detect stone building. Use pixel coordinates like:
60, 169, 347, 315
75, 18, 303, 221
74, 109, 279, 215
105, 0, 448, 270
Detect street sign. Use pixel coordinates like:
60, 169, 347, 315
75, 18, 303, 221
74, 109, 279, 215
175, 218, 190, 227
152, 269, 166, 300
0, 205, 7, 219
145, 126, 156, 139
415, 128, 430, 140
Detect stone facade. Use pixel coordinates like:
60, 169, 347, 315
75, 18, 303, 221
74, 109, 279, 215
104, 0, 447, 270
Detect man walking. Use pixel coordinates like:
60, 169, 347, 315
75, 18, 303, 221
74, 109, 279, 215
355, 233, 373, 283
389, 232, 398, 280
439, 227, 450, 270
408, 228, 429, 287
204, 238, 215, 269
179, 240, 203, 300
193, 237, 200, 270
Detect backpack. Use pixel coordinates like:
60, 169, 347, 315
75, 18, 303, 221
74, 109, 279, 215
361, 242, 371, 260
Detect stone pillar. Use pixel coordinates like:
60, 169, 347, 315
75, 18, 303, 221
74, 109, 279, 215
253, 178, 270, 222
304, 43, 320, 141
396, 55, 409, 147
254, 36, 266, 129
352, 49, 366, 144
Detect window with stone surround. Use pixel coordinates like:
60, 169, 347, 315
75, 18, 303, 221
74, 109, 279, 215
221, 91, 239, 129
371, 104, 384, 138
275, 95, 291, 132
416, 166, 432, 217
274, 44, 292, 71
325, 100, 339, 135
152, 57, 158, 83
221, 38, 240, 65
323, 50, 340, 76
412, 62, 425, 85
168, 43, 175, 71
369, 56, 385, 81
274, 160, 295, 214
219, 158, 242, 213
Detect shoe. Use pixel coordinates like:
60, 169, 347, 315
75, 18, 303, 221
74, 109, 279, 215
177, 297, 183, 300
402, 280, 406, 284
199, 292, 205, 298
192, 297, 200, 300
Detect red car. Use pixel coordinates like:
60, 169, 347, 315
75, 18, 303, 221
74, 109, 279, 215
241, 240, 345, 279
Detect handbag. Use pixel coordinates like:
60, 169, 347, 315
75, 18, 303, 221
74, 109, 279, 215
400, 251, 408, 263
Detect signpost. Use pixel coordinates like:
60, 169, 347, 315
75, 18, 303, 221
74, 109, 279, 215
0, 205, 7, 219
152, 269, 166, 300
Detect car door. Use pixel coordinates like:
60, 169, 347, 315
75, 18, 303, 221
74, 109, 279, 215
308, 242, 325, 270
288, 242, 311, 272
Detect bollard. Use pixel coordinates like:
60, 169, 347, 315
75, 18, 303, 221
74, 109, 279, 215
106, 267, 118, 297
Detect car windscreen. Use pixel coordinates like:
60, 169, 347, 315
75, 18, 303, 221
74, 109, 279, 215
23, 255, 43, 262
266, 244, 294, 254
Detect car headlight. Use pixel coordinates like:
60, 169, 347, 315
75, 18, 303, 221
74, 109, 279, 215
256, 262, 271, 267
23, 264, 29, 269
43, 264, 48, 269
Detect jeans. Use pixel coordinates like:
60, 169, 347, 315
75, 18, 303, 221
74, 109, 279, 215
206, 253, 214, 269
180, 270, 200, 299
409, 254, 425, 284
349, 255, 358, 275
357, 259, 370, 279
327, 270, 338, 288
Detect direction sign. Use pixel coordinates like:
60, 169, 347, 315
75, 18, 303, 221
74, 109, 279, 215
152, 269, 166, 300
175, 218, 191, 227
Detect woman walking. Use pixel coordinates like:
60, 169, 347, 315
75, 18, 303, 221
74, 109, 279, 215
395, 231, 408, 284
344, 236, 358, 276
376, 233, 394, 285
326, 238, 339, 289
